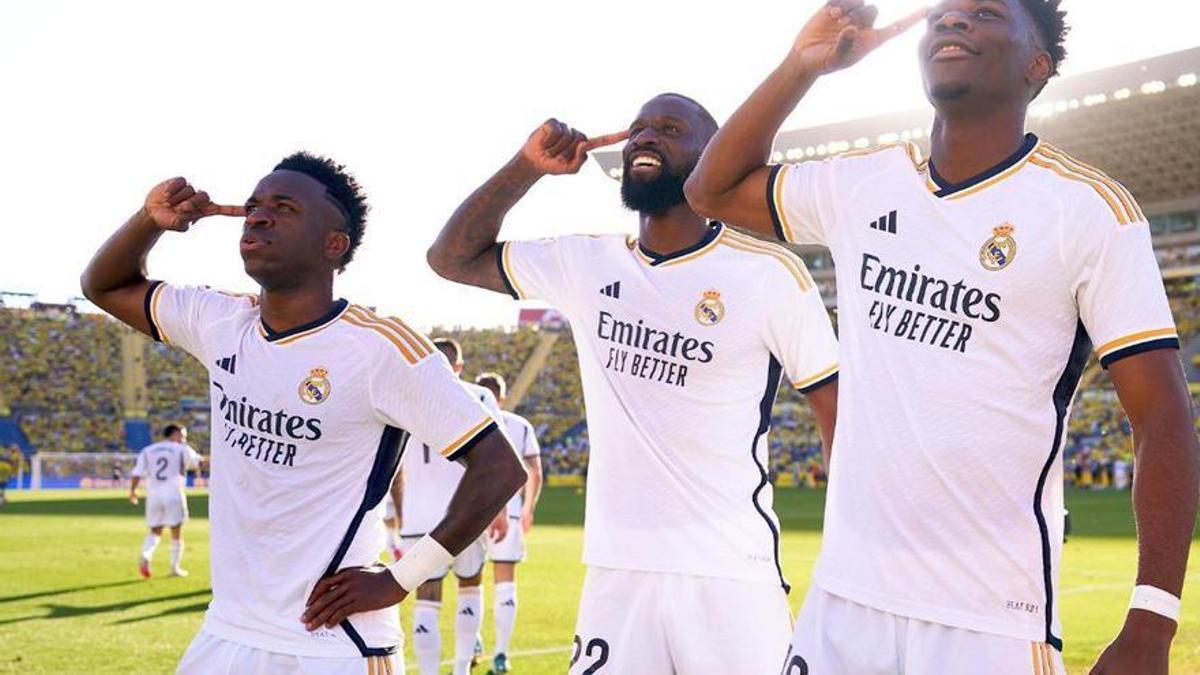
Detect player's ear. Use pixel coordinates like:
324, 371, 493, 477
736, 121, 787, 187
1025, 51, 1053, 96
325, 230, 350, 267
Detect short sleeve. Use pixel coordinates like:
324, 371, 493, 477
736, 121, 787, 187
144, 281, 256, 362
761, 260, 840, 393
131, 451, 147, 478
1074, 212, 1178, 368
186, 447, 202, 468
765, 160, 837, 247
519, 419, 541, 458
496, 238, 576, 308
369, 345, 498, 462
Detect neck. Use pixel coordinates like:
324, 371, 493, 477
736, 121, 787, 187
259, 282, 336, 334
929, 102, 1028, 185
638, 202, 710, 255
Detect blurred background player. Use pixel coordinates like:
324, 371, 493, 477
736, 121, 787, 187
82, 155, 524, 675
687, 1, 1199, 673
129, 423, 202, 578
475, 372, 543, 674
397, 338, 507, 675
428, 94, 839, 673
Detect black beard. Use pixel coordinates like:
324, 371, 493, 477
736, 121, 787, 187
620, 165, 689, 215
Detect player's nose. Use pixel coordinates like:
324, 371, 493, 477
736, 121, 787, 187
244, 206, 274, 229
933, 9, 972, 34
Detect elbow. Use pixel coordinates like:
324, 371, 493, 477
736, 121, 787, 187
425, 244, 455, 282
79, 270, 100, 304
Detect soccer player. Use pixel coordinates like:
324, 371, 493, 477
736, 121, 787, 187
428, 94, 840, 673
129, 423, 202, 578
396, 338, 505, 675
82, 153, 526, 674
685, 1, 1200, 673
474, 372, 543, 674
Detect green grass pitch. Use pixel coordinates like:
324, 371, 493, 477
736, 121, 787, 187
0, 487, 1196, 674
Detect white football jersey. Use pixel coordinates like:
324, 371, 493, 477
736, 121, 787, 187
768, 135, 1178, 647
131, 440, 200, 496
398, 382, 502, 536
145, 283, 498, 658
498, 410, 540, 517
498, 223, 839, 588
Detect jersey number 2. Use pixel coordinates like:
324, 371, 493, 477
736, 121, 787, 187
570, 636, 609, 674
154, 457, 169, 481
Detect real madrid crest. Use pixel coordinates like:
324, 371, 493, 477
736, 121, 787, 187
979, 223, 1017, 272
694, 289, 725, 326
299, 366, 331, 405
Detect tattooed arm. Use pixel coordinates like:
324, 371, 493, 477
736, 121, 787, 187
427, 119, 628, 293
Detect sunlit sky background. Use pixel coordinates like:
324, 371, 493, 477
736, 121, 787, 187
3, 1, 1198, 329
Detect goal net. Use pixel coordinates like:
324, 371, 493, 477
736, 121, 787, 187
30, 452, 138, 489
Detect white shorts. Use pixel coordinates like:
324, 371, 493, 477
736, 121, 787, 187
570, 567, 791, 675
146, 492, 188, 528
487, 515, 525, 563
177, 629, 402, 675
399, 535, 485, 581
787, 586, 1065, 675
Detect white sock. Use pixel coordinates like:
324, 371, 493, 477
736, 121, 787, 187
454, 586, 483, 675
494, 581, 517, 656
141, 534, 160, 561
170, 540, 184, 569
412, 600, 441, 675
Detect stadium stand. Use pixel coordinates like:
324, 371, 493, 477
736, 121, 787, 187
3, 48, 1197, 489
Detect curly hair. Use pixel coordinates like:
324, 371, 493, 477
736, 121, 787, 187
1017, 0, 1069, 76
273, 152, 370, 272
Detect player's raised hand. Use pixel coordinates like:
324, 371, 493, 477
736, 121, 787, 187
142, 177, 246, 232
793, 1, 927, 75
518, 119, 629, 176
302, 565, 407, 630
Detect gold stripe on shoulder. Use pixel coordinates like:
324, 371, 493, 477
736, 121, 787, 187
1029, 154, 1128, 225
353, 306, 433, 358
722, 229, 815, 290
1095, 327, 1177, 357
793, 364, 838, 390
345, 306, 427, 360
440, 417, 493, 458
341, 312, 419, 363
1039, 144, 1143, 222
771, 163, 797, 243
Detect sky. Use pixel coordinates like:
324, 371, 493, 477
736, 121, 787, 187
3, 0, 1198, 329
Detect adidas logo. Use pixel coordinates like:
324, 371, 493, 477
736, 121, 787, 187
215, 354, 237, 374
869, 210, 898, 234
414, 625, 430, 634
501, 599, 516, 607
459, 607, 475, 616
599, 281, 621, 299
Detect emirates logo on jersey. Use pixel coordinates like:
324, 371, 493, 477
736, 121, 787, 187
298, 367, 332, 405
979, 224, 1018, 272
694, 289, 725, 326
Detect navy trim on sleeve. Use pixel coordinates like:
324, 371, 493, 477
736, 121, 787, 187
765, 164, 788, 243
446, 421, 499, 463
144, 280, 165, 343
495, 244, 519, 300
1100, 338, 1180, 369
798, 371, 839, 395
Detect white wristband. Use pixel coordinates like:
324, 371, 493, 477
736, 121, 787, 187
388, 536, 453, 593
1130, 585, 1181, 622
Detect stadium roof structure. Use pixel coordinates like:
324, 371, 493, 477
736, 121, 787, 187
593, 47, 1200, 216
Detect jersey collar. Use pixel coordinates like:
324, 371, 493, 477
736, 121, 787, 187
634, 222, 725, 267
258, 299, 349, 345
926, 133, 1039, 200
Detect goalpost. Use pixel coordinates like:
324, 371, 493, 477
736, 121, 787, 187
30, 451, 139, 490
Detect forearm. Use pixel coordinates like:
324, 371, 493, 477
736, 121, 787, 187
1131, 424, 1199, 598
81, 209, 162, 298
523, 458, 543, 513
430, 437, 527, 553
129, 477, 140, 495
687, 52, 820, 209
427, 155, 543, 289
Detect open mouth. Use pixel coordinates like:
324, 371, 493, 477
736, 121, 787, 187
626, 149, 665, 176
929, 39, 979, 61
